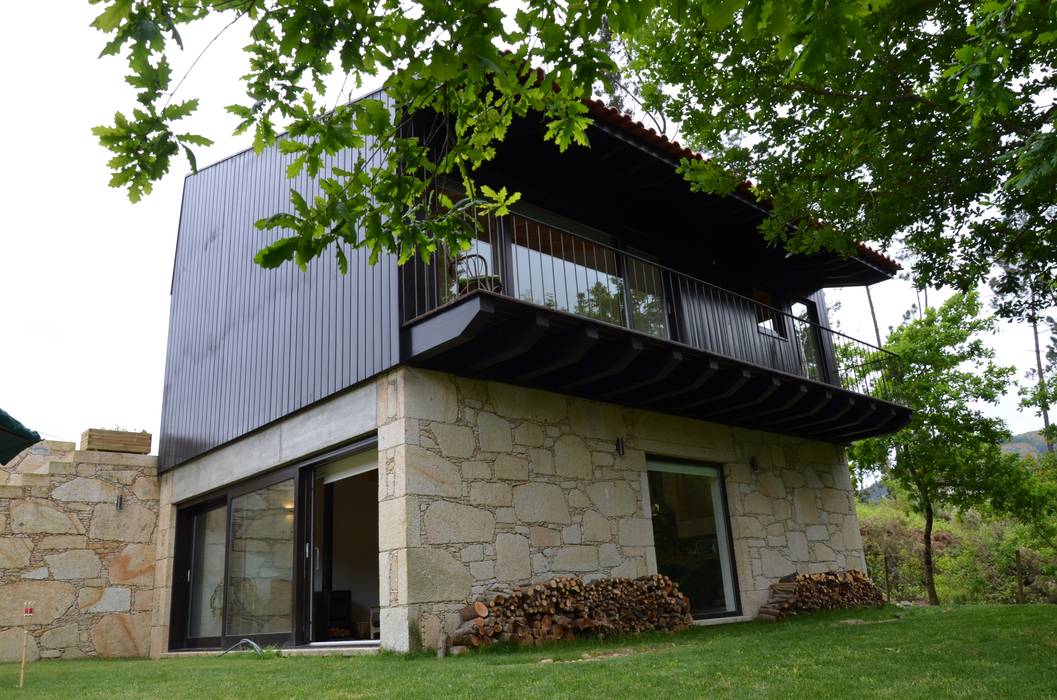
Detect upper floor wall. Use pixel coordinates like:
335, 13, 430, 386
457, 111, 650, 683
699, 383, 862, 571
158, 91, 399, 470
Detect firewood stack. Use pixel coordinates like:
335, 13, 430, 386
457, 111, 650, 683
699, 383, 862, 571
450, 575, 694, 649
756, 570, 886, 621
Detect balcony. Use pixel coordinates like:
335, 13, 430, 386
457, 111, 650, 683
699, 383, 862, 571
400, 211, 910, 444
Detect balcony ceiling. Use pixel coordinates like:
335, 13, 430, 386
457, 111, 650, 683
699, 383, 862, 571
403, 293, 912, 446
465, 112, 894, 292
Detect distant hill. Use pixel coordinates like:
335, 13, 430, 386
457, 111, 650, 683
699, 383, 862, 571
856, 432, 1049, 503
1002, 431, 1050, 457
859, 481, 891, 504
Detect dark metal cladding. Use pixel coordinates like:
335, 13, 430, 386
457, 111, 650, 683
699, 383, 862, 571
158, 90, 399, 471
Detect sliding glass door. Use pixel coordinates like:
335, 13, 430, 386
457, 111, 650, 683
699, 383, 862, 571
506, 214, 626, 325
790, 299, 828, 383
184, 503, 227, 645
170, 439, 380, 651
226, 478, 296, 639
171, 468, 300, 650
647, 459, 739, 617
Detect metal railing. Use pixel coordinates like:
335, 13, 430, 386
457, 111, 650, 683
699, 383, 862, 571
402, 211, 902, 403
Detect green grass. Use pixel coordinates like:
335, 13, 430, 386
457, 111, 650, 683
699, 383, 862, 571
5, 605, 1057, 699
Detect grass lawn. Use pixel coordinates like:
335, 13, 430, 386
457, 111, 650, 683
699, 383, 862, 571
4, 605, 1056, 699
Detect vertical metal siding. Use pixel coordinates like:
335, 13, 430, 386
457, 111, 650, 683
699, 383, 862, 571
158, 90, 399, 470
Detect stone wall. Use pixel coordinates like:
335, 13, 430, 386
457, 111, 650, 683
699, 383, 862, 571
376, 367, 865, 650
0, 438, 159, 661
149, 470, 175, 659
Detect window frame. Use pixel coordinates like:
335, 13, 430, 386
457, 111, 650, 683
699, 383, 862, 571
789, 297, 833, 384
752, 289, 789, 341
170, 496, 229, 650
644, 455, 743, 620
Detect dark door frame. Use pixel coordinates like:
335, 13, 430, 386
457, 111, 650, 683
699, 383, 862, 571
223, 462, 301, 649
644, 455, 743, 620
169, 496, 227, 650
295, 436, 378, 645
790, 297, 835, 385
168, 435, 379, 652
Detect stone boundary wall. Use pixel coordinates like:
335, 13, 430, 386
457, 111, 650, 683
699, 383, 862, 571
377, 367, 866, 650
0, 439, 159, 661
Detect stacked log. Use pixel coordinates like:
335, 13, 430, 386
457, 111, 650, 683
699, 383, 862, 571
450, 575, 693, 649
757, 570, 886, 621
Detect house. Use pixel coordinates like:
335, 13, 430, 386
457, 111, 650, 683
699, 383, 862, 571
151, 89, 909, 654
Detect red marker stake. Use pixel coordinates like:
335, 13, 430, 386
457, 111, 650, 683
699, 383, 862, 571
19, 602, 33, 689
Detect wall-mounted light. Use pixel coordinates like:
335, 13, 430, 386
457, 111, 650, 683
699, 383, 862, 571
749, 455, 760, 473
115, 494, 123, 511
615, 437, 625, 456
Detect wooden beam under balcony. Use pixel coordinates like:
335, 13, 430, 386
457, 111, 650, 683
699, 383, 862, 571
402, 292, 911, 444
459, 314, 550, 373
636, 360, 721, 406
599, 350, 684, 400
512, 327, 601, 382
562, 339, 645, 390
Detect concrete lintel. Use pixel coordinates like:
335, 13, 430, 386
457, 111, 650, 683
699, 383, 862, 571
170, 379, 379, 503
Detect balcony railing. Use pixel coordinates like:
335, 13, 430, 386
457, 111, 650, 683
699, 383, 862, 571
402, 211, 902, 403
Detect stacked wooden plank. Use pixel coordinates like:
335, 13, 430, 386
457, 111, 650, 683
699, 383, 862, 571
450, 575, 693, 649
757, 570, 885, 621
79, 429, 152, 454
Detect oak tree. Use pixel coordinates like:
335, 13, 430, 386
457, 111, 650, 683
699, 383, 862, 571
88, 0, 1057, 320
848, 292, 1050, 604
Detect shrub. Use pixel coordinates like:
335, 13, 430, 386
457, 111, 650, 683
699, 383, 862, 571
857, 494, 1057, 604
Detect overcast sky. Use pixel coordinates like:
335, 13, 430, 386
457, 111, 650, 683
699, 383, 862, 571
0, 6, 1043, 452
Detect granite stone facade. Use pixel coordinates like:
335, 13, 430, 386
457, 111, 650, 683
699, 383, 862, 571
4, 370, 865, 659
0, 439, 159, 661
376, 367, 865, 650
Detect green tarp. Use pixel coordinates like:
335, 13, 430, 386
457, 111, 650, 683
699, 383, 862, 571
0, 407, 40, 464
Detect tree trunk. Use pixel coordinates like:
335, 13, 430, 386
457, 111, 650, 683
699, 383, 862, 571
1031, 309, 1054, 453
865, 285, 883, 347
923, 501, 940, 605
1015, 548, 1025, 604
883, 549, 892, 601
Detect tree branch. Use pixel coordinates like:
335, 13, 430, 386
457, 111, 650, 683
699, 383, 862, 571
785, 81, 942, 110
164, 8, 249, 109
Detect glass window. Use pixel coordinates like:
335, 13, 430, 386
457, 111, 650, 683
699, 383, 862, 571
626, 257, 670, 339
791, 300, 825, 382
507, 215, 626, 327
226, 479, 296, 636
753, 289, 786, 338
187, 505, 227, 639
647, 460, 737, 617
442, 216, 502, 301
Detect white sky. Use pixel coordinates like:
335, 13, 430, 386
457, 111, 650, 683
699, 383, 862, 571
0, 6, 1044, 451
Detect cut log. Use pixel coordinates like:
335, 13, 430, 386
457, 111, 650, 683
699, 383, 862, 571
756, 570, 885, 621
458, 604, 480, 622
452, 574, 693, 650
